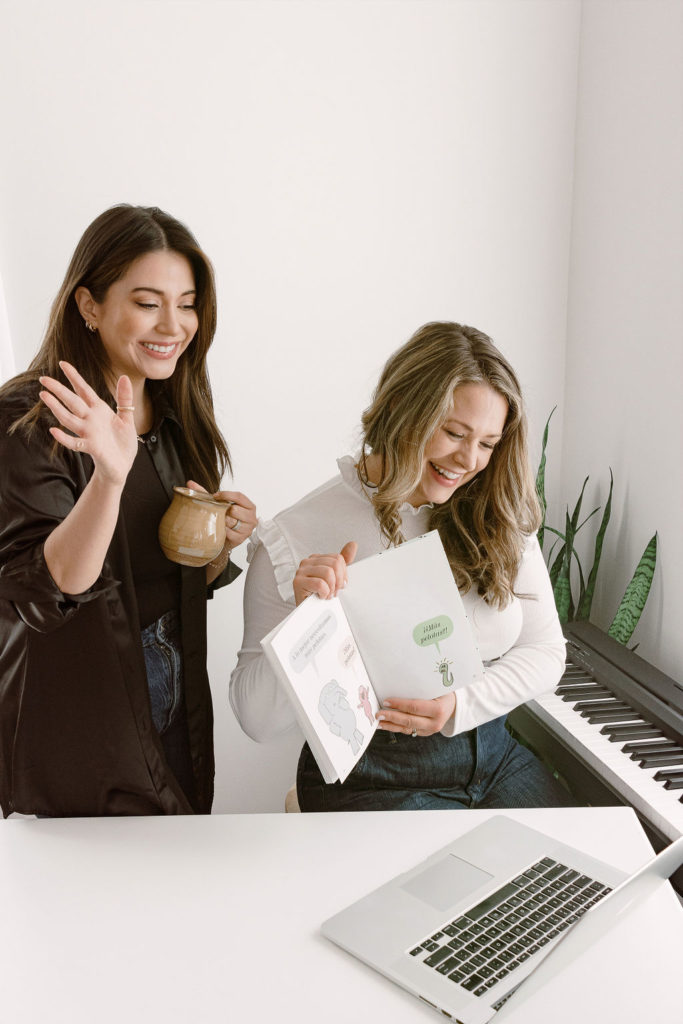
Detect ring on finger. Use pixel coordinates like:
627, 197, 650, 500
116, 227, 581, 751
410, 726, 418, 739
231, 517, 241, 532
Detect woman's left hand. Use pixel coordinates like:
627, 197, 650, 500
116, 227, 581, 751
212, 489, 258, 551
376, 693, 456, 737
186, 481, 257, 551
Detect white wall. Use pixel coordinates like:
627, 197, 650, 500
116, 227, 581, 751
561, 0, 683, 679
0, 1, 582, 810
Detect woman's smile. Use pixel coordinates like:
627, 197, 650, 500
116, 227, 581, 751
407, 382, 509, 507
140, 341, 182, 358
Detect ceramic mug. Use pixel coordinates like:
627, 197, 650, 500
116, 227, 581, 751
158, 486, 230, 567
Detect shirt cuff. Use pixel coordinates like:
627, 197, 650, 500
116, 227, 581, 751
207, 555, 242, 598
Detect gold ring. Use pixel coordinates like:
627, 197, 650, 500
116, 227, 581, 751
117, 406, 135, 412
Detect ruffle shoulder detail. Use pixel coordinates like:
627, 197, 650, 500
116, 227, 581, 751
248, 517, 298, 603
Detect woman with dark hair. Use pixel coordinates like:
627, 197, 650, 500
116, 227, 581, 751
230, 322, 572, 812
0, 204, 256, 817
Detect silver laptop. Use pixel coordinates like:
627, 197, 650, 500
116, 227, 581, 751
321, 815, 683, 1024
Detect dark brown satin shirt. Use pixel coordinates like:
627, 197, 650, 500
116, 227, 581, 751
0, 383, 239, 817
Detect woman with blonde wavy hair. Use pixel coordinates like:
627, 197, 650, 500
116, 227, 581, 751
230, 322, 572, 811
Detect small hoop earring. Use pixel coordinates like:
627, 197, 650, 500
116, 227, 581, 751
84, 320, 96, 333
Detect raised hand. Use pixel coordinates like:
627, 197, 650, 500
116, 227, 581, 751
39, 361, 138, 486
293, 541, 358, 606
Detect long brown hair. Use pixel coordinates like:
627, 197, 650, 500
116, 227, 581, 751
3, 204, 230, 490
359, 322, 541, 607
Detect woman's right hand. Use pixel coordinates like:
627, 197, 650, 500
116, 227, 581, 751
39, 361, 139, 487
293, 541, 358, 605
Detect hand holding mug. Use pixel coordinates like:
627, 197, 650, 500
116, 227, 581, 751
186, 483, 257, 552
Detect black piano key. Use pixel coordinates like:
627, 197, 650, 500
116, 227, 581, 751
653, 769, 683, 783
639, 752, 683, 768
559, 687, 614, 702
623, 739, 681, 756
600, 724, 662, 741
663, 778, 683, 791
584, 708, 641, 724
630, 745, 683, 761
557, 680, 606, 691
575, 700, 630, 713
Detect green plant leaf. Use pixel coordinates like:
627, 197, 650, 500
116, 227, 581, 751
535, 407, 555, 552
569, 477, 589, 535
576, 507, 600, 533
573, 547, 587, 608
576, 469, 613, 621
607, 534, 658, 645
553, 509, 575, 623
548, 540, 566, 589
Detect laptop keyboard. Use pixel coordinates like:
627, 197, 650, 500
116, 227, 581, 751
407, 856, 612, 998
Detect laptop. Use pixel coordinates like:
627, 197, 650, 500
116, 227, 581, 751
321, 815, 683, 1024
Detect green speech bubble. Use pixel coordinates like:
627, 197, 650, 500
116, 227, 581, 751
412, 615, 454, 655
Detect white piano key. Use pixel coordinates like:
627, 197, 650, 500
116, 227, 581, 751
528, 689, 683, 843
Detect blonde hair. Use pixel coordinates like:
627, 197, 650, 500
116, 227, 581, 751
359, 322, 541, 607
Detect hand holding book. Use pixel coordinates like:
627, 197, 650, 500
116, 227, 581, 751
292, 540, 358, 605
378, 692, 457, 737
261, 531, 483, 783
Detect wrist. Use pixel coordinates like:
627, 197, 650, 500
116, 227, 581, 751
90, 465, 127, 495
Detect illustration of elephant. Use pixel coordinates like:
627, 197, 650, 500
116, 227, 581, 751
318, 679, 364, 755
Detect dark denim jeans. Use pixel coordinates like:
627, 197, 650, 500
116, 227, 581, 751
141, 609, 183, 735
297, 714, 576, 812
140, 609, 196, 807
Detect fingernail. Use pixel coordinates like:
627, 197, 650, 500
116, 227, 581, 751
383, 701, 392, 708
377, 715, 386, 721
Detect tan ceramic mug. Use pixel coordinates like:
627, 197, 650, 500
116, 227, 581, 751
158, 486, 230, 567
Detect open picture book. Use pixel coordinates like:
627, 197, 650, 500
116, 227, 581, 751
260, 530, 484, 784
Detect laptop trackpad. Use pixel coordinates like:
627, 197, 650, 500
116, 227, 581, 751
401, 855, 494, 913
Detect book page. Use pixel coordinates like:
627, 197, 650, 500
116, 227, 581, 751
340, 531, 483, 703
268, 595, 380, 783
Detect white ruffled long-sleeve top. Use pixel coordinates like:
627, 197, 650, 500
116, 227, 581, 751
229, 456, 565, 743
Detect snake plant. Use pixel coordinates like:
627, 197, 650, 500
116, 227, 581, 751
535, 410, 656, 644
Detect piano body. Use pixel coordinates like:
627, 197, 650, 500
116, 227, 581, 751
508, 621, 683, 889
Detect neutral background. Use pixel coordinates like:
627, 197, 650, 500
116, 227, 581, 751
1, 0, 680, 812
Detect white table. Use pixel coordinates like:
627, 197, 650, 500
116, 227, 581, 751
1, 807, 681, 1023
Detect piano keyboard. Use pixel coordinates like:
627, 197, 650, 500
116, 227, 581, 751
512, 622, 683, 846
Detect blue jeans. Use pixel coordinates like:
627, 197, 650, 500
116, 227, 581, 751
141, 610, 184, 735
140, 610, 196, 807
296, 714, 576, 811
